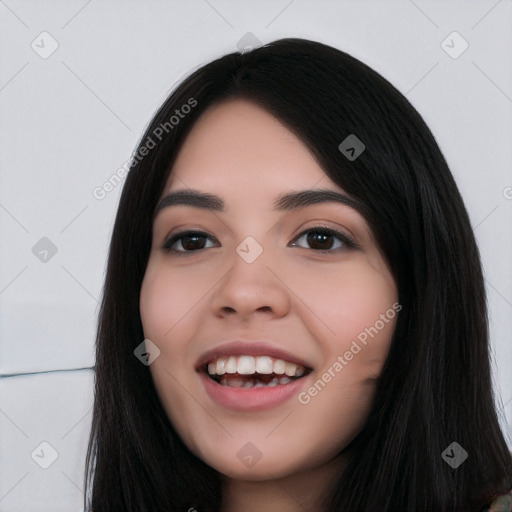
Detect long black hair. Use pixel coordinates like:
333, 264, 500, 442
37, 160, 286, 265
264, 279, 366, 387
84, 37, 512, 511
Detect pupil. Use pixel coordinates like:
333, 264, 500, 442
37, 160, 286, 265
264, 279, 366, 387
307, 231, 332, 250
183, 235, 205, 250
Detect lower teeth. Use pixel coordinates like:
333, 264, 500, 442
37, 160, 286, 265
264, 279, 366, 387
219, 376, 293, 388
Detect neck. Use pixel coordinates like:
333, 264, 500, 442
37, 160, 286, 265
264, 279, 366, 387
219, 456, 345, 512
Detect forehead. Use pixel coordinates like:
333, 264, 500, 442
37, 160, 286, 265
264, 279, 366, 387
165, 99, 334, 192
153, 99, 376, 251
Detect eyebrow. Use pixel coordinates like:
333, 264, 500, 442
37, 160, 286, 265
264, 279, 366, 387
154, 188, 362, 217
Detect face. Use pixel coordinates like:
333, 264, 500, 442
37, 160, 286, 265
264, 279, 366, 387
139, 99, 399, 481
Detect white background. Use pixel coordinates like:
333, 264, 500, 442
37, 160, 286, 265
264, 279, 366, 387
0, 1, 511, 510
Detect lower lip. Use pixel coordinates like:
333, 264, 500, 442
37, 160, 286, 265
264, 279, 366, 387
199, 371, 310, 412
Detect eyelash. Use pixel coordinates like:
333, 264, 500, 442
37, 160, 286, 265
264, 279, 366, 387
161, 226, 358, 257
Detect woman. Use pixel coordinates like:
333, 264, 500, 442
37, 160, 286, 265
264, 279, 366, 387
84, 38, 512, 511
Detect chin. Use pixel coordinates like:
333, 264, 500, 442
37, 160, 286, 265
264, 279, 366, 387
206, 453, 304, 482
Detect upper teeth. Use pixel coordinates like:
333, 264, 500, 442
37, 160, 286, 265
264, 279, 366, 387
207, 355, 307, 377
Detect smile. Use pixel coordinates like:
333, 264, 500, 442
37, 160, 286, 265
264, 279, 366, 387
198, 352, 313, 411
205, 355, 309, 388
195, 341, 314, 411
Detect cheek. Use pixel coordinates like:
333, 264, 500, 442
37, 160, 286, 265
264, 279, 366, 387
139, 263, 200, 442
139, 262, 198, 391
139, 260, 205, 342
288, 257, 397, 353
139, 270, 175, 339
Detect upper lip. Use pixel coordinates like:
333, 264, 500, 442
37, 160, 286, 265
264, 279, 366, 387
195, 341, 314, 372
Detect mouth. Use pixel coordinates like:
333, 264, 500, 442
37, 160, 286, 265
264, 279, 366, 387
200, 354, 313, 389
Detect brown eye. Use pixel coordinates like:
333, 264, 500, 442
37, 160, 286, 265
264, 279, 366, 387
162, 226, 357, 257
162, 231, 217, 255
289, 227, 356, 253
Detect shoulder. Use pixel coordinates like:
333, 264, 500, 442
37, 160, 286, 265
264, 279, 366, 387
480, 487, 512, 512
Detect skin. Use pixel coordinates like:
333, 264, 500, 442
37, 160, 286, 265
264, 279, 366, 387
139, 99, 399, 511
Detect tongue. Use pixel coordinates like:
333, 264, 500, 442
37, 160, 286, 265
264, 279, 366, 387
221, 373, 276, 384
217, 373, 293, 388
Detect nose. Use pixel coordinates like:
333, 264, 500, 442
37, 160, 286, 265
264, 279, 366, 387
209, 243, 291, 322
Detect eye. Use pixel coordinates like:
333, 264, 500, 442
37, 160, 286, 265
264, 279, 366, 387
289, 227, 357, 253
162, 231, 218, 256
161, 226, 358, 257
